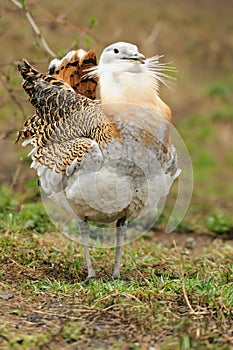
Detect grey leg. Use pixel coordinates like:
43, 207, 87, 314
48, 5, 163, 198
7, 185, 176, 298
112, 217, 127, 279
78, 220, 96, 279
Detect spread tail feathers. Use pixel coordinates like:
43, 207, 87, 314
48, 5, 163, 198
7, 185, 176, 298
48, 49, 98, 100
16, 49, 99, 143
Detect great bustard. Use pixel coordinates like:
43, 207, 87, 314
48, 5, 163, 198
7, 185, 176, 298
17, 42, 180, 280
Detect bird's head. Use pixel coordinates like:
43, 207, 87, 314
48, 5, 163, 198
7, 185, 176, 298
86, 42, 175, 112
99, 42, 145, 73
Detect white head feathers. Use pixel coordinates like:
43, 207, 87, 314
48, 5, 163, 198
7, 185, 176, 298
87, 42, 175, 93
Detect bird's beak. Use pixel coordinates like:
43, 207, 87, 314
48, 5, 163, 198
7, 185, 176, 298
136, 53, 146, 63
122, 52, 146, 63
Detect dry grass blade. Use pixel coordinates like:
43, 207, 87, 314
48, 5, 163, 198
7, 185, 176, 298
173, 240, 198, 315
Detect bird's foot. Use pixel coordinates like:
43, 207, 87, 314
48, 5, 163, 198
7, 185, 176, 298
82, 274, 98, 284
111, 272, 120, 280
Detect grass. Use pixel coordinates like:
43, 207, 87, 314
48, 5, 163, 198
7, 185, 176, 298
1, 1, 233, 348
0, 185, 233, 349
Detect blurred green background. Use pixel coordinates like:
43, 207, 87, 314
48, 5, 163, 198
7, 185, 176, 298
1, 0, 232, 233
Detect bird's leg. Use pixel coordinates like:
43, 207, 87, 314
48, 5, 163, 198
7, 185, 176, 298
78, 220, 96, 279
112, 217, 127, 279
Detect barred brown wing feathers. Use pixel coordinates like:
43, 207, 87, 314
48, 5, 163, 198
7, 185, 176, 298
17, 60, 116, 173
17, 48, 99, 143
17, 60, 91, 141
16, 113, 40, 142
33, 137, 95, 174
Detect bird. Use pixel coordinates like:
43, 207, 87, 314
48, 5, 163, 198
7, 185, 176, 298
17, 42, 180, 280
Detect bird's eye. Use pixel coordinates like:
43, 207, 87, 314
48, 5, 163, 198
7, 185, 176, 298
113, 48, 119, 54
